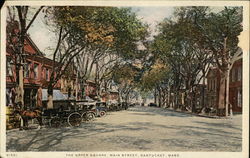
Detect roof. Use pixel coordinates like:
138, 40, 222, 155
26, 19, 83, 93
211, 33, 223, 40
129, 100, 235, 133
42, 89, 67, 101
25, 35, 43, 56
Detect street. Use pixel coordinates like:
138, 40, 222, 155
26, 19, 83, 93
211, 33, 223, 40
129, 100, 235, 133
6, 106, 242, 152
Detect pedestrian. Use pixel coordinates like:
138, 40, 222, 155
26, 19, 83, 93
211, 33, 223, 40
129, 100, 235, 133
6, 89, 11, 106
11, 86, 16, 106
15, 85, 23, 109
68, 87, 72, 99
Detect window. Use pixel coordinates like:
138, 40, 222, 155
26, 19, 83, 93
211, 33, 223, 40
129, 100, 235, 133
211, 79, 215, 91
238, 66, 242, 81
46, 68, 49, 81
42, 68, 46, 79
6, 58, 13, 76
237, 89, 242, 107
213, 79, 216, 91
207, 79, 210, 91
231, 68, 236, 82
24, 61, 31, 78
34, 63, 39, 79
212, 79, 215, 91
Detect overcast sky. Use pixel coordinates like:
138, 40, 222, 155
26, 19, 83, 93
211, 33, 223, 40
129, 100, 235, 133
27, 6, 175, 58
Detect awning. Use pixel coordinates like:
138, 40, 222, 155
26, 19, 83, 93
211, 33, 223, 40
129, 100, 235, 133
42, 89, 67, 101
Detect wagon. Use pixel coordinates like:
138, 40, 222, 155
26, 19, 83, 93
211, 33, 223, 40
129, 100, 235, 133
42, 103, 83, 128
41, 90, 83, 127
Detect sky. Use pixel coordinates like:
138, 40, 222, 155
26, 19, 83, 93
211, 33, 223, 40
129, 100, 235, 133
131, 7, 174, 37
27, 6, 175, 58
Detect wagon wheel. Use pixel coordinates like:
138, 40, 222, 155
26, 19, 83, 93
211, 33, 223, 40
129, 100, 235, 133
81, 112, 88, 122
86, 112, 95, 121
67, 112, 82, 127
99, 111, 106, 117
50, 117, 61, 128
81, 112, 95, 122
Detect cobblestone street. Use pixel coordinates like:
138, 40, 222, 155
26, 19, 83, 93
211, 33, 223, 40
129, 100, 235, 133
6, 106, 242, 152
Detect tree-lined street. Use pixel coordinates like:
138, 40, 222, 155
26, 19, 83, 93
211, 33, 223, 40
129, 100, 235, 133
4, 5, 244, 153
7, 106, 242, 151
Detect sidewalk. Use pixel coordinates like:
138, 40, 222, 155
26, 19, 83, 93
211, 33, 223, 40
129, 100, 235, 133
164, 107, 233, 119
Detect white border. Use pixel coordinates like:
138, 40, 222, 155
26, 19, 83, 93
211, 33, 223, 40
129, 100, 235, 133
2, 0, 250, 6
0, 1, 249, 158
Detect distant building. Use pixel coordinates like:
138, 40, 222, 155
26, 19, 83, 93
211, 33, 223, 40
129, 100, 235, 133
84, 80, 97, 99
60, 65, 77, 98
101, 90, 119, 103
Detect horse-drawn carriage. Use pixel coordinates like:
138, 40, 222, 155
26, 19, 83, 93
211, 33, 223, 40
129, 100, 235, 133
12, 91, 99, 130
12, 100, 97, 129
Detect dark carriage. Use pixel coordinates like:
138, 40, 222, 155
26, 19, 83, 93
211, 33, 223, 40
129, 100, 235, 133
41, 90, 83, 127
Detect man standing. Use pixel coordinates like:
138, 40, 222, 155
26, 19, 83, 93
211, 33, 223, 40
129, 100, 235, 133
10, 86, 16, 106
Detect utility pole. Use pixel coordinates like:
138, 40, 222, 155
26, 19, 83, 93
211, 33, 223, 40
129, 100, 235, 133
225, 68, 229, 117
76, 72, 79, 101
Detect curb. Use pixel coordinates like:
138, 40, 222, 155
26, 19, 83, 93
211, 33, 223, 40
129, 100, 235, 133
164, 108, 230, 119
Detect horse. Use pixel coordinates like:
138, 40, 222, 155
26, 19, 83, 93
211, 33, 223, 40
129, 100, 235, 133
14, 108, 43, 130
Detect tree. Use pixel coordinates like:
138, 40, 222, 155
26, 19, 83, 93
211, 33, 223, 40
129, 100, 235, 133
152, 12, 213, 111
138, 59, 170, 107
44, 6, 117, 108
44, 6, 148, 107
112, 63, 140, 103
149, 6, 242, 114
177, 6, 243, 115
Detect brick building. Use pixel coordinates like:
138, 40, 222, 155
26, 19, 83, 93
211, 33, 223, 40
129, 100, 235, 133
206, 58, 242, 114
229, 59, 242, 113
84, 80, 97, 99
6, 33, 60, 108
101, 90, 119, 103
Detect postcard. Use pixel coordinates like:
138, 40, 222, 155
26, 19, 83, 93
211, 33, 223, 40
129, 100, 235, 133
0, 0, 249, 158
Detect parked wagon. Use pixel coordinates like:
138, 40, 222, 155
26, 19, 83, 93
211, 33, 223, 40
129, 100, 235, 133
41, 90, 83, 127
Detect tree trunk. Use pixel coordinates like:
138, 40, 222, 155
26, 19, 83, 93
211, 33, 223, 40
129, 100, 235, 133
225, 67, 230, 117
218, 70, 228, 116
174, 91, 178, 109
125, 92, 130, 104
202, 72, 206, 108
18, 65, 24, 107
167, 89, 171, 108
162, 89, 167, 108
75, 74, 79, 101
154, 87, 157, 104
158, 87, 162, 107
191, 89, 196, 113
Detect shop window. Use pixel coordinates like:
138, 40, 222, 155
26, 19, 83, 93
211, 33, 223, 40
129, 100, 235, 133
237, 89, 242, 107
238, 66, 242, 81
